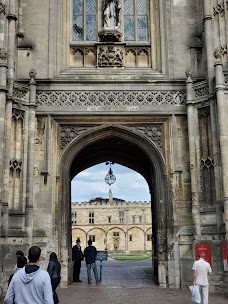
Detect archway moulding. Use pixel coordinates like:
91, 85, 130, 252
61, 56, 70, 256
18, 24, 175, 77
60, 124, 164, 154
58, 123, 169, 287
59, 124, 166, 178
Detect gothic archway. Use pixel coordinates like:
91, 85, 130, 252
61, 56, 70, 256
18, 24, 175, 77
58, 124, 168, 287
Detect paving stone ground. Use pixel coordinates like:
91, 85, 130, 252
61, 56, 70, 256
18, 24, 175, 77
57, 259, 228, 304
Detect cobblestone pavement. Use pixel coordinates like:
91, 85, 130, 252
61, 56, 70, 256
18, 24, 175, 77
58, 259, 228, 304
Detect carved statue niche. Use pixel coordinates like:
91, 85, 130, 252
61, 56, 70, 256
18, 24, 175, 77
102, 0, 121, 29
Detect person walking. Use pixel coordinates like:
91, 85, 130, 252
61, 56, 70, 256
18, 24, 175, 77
47, 252, 61, 304
72, 239, 83, 282
4, 246, 54, 304
84, 239, 99, 284
192, 252, 212, 304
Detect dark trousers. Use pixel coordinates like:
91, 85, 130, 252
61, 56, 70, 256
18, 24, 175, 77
73, 260, 81, 282
51, 277, 61, 304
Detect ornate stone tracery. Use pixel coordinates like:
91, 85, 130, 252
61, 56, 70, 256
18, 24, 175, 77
213, 3, 225, 15
60, 125, 91, 149
37, 90, 187, 108
13, 86, 28, 102
12, 108, 24, 121
133, 125, 163, 151
10, 159, 22, 172
60, 124, 163, 152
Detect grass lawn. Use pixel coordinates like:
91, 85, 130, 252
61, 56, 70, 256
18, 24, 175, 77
109, 252, 152, 261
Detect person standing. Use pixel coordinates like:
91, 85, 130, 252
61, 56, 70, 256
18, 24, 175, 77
47, 252, 61, 304
192, 252, 212, 304
8, 256, 27, 286
72, 239, 83, 282
84, 239, 99, 284
4, 246, 53, 304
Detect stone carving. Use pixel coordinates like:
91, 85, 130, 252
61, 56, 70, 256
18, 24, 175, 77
133, 126, 163, 151
98, 30, 122, 42
60, 125, 91, 149
10, 159, 22, 172
37, 90, 187, 108
194, 86, 209, 99
219, 44, 227, 55
98, 46, 123, 66
0, 48, 7, 60
214, 48, 222, 59
60, 124, 163, 151
0, 3, 6, 15
201, 157, 214, 170
29, 68, 37, 80
185, 67, 192, 78
13, 87, 28, 101
224, 75, 228, 84
213, 3, 225, 15
102, 0, 121, 29
12, 108, 24, 121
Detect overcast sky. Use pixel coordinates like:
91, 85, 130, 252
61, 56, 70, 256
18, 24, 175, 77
71, 163, 151, 202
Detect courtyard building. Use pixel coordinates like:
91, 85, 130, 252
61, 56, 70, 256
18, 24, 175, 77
71, 195, 152, 252
0, 0, 228, 295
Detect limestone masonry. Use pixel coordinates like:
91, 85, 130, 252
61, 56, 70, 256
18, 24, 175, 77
71, 198, 152, 252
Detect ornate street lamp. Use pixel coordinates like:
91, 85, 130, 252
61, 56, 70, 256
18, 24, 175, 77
105, 161, 116, 186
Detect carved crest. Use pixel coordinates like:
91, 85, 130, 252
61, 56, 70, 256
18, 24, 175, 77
98, 46, 123, 67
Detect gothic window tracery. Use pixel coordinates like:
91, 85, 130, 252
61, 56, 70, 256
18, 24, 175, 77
72, 0, 149, 42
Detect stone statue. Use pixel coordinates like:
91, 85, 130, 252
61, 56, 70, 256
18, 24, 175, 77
103, 0, 121, 29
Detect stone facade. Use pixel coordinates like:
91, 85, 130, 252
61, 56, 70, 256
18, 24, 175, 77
0, 0, 228, 295
71, 198, 152, 252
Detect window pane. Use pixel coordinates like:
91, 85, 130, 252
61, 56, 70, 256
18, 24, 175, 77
124, 0, 135, 41
137, 0, 147, 15
73, 0, 83, 15
124, 0, 134, 14
86, 15, 97, 41
137, 0, 148, 41
86, 0, 97, 41
73, 5, 83, 41
137, 16, 148, 41
124, 16, 135, 41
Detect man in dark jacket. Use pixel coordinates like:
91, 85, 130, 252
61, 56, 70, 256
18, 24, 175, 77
72, 239, 83, 282
84, 240, 99, 284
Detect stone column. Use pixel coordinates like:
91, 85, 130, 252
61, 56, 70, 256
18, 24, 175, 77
25, 69, 37, 243
142, 208, 146, 251
186, 68, 201, 239
125, 208, 129, 251
7, 0, 17, 96
0, 49, 7, 235
203, 0, 223, 231
203, 0, 214, 93
214, 51, 228, 238
0, 1, 7, 49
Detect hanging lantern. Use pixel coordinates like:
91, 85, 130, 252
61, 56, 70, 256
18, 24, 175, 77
105, 162, 116, 186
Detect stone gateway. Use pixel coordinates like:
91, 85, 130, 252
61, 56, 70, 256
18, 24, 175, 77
0, 0, 228, 295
